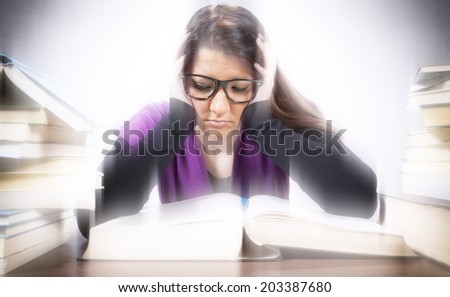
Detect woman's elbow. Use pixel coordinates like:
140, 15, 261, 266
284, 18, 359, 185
319, 165, 379, 219
339, 154, 378, 218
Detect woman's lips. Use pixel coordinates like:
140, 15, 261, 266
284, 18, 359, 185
205, 120, 230, 128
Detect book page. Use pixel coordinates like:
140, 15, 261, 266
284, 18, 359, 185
247, 195, 393, 234
137, 192, 243, 226
245, 195, 415, 256
83, 193, 245, 260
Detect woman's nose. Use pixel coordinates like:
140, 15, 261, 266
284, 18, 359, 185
209, 88, 230, 115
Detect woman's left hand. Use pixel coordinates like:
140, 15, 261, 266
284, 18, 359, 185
251, 34, 277, 104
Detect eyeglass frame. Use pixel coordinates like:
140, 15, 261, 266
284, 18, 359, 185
181, 74, 262, 104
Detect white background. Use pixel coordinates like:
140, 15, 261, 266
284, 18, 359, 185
1, 0, 450, 196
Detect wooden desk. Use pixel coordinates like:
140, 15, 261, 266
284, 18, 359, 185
6, 231, 450, 277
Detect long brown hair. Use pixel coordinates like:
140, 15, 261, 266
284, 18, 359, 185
182, 5, 326, 131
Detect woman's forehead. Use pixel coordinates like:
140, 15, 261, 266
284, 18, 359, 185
191, 47, 253, 80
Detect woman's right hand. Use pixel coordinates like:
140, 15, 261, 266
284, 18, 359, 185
169, 32, 192, 106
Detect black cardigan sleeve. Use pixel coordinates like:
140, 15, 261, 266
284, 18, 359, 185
96, 99, 196, 224
242, 101, 378, 218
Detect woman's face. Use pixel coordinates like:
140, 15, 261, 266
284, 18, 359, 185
189, 47, 253, 139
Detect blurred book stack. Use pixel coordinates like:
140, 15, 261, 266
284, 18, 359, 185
381, 64, 450, 267
402, 64, 450, 199
0, 55, 101, 275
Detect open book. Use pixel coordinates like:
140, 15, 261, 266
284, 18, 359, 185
83, 193, 416, 260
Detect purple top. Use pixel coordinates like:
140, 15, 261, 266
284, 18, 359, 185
119, 102, 289, 203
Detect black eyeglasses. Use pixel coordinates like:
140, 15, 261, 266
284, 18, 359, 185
181, 74, 262, 103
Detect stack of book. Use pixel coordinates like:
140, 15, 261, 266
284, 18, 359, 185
0, 55, 101, 275
402, 64, 450, 199
381, 64, 450, 267
1, 209, 75, 275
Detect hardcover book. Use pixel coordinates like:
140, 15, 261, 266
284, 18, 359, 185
83, 193, 416, 261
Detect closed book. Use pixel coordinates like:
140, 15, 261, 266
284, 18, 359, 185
406, 128, 450, 146
401, 160, 450, 175
0, 123, 89, 144
409, 64, 450, 93
0, 108, 67, 127
0, 209, 72, 237
401, 174, 450, 201
0, 172, 103, 190
0, 142, 95, 159
0, 157, 97, 173
0, 231, 72, 275
420, 104, 450, 128
0, 188, 99, 210
0, 209, 56, 226
381, 194, 450, 266
408, 89, 450, 107
0, 214, 75, 257
404, 143, 450, 162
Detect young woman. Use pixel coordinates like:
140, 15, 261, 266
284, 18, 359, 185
90, 5, 377, 229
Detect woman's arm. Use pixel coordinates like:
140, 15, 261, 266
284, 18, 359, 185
242, 101, 378, 218
96, 100, 195, 224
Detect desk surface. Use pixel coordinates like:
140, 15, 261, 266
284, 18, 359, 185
6, 231, 450, 277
